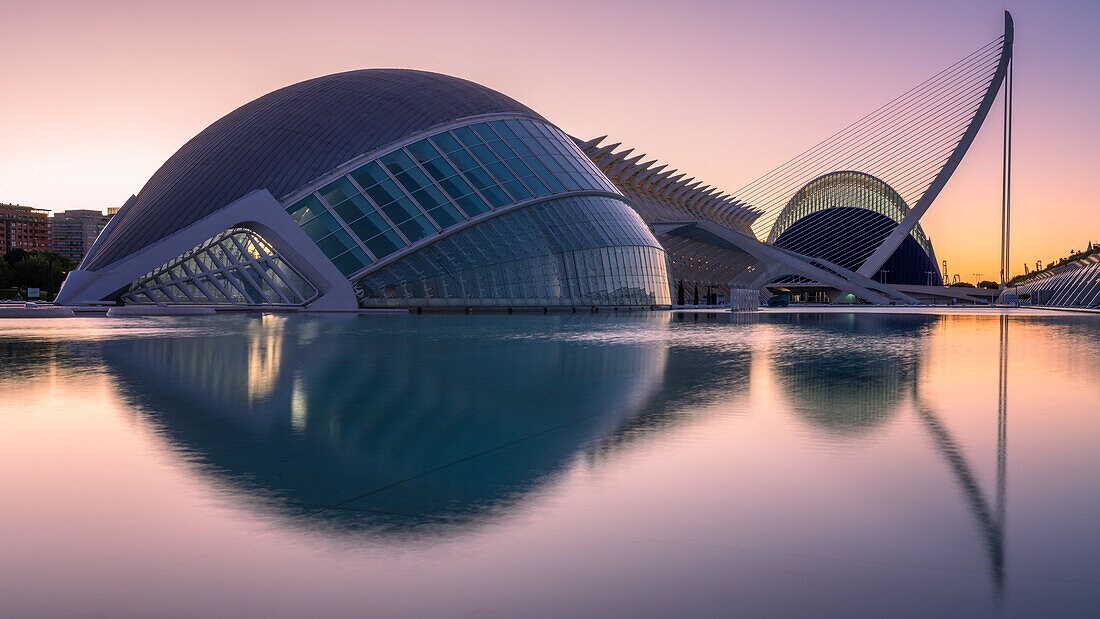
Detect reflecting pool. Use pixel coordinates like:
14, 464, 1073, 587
1, 309, 1099, 617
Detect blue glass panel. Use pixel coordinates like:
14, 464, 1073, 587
503, 119, 528, 136
438, 175, 475, 200
528, 121, 553, 137
349, 213, 385, 240
319, 177, 358, 207
506, 158, 536, 179
398, 216, 436, 243
407, 139, 440, 163
480, 185, 511, 208
287, 194, 324, 224
453, 126, 481, 148
380, 150, 416, 174
351, 195, 670, 307
333, 194, 371, 223
446, 148, 479, 172
349, 246, 370, 265
472, 123, 498, 142
487, 140, 516, 160
365, 179, 402, 206
366, 211, 390, 230
540, 156, 564, 173
469, 143, 498, 166
485, 161, 516, 183
422, 157, 457, 181
382, 197, 423, 225
556, 154, 582, 173
519, 139, 545, 156
427, 204, 463, 228
524, 175, 551, 196
430, 132, 463, 153
535, 123, 558, 140
522, 156, 552, 176
317, 229, 354, 258
365, 230, 404, 258
411, 185, 447, 210
331, 250, 366, 276
462, 167, 495, 191
301, 212, 340, 241
501, 180, 533, 201
557, 173, 581, 192
457, 194, 490, 216
350, 161, 388, 189
507, 119, 535, 137
393, 166, 432, 193
489, 120, 516, 139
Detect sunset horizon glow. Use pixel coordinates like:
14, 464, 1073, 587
2, 0, 1096, 282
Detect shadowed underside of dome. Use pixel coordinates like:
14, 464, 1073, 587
83, 69, 544, 271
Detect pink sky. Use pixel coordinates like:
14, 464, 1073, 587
1, 0, 1096, 282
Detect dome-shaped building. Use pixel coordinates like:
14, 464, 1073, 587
768, 171, 942, 286
58, 70, 672, 309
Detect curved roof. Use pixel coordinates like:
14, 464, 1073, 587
767, 170, 931, 254
83, 69, 544, 271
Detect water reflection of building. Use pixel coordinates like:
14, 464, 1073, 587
767, 312, 1007, 599
98, 311, 1015, 596
768, 313, 930, 434
912, 314, 1010, 599
594, 313, 755, 455
103, 314, 673, 536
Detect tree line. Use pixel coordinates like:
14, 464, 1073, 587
0, 249, 75, 300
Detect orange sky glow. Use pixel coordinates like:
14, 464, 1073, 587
1, 0, 1096, 282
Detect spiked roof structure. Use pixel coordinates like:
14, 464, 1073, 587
575, 136, 763, 236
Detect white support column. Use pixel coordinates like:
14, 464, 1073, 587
56, 189, 358, 308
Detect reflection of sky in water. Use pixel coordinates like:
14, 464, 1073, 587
1, 310, 1100, 617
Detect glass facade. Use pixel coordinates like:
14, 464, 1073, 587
354, 196, 671, 308
767, 171, 933, 254
773, 208, 943, 286
283, 117, 620, 279
122, 228, 318, 305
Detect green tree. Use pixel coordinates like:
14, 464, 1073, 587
3, 248, 28, 268
6, 250, 74, 297
0, 255, 12, 289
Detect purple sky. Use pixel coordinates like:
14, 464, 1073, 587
1, 0, 1096, 280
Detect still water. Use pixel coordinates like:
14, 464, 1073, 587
1, 309, 1098, 618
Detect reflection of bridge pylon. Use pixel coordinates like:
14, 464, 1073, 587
914, 315, 1008, 600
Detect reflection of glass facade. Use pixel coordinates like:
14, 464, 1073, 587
355, 196, 671, 307
100, 313, 671, 533
122, 228, 318, 305
284, 118, 620, 278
